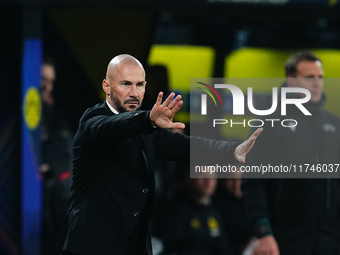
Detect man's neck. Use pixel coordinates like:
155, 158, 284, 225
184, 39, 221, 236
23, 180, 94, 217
106, 100, 119, 114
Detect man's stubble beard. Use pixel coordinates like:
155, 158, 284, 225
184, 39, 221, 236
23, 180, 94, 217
111, 94, 142, 113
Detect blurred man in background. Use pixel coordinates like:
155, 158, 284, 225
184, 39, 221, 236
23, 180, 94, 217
243, 50, 340, 255
40, 57, 73, 255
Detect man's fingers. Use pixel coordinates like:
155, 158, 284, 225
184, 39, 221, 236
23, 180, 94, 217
171, 100, 184, 114
152, 91, 184, 129
168, 122, 185, 130
238, 156, 245, 164
163, 92, 175, 107
156, 92, 164, 106
158, 92, 182, 109
250, 127, 263, 140
248, 127, 263, 146
168, 94, 182, 109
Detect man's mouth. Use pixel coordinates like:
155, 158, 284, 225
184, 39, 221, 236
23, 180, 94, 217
125, 100, 140, 106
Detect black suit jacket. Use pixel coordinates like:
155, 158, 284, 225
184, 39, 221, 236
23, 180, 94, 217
56, 102, 238, 255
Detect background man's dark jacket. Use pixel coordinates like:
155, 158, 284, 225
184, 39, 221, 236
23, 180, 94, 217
243, 92, 340, 255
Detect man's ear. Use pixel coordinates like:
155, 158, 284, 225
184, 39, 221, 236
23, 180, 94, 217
102, 79, 110, 94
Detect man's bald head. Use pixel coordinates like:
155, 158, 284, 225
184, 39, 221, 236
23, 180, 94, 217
106, 54, 145, 81
102, 54, 147, 113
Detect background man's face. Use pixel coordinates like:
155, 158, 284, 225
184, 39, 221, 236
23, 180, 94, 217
41, 64, 55, 100
191, 178, 217, 197
109, 63, 146, 112
290, 60, 324, 103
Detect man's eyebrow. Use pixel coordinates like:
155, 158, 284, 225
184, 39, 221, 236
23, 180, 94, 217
304, 75, 323, 78
120, 80, 132, 84
120, 80, 146, 83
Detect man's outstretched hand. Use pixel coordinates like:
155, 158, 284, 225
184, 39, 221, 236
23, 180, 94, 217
150, 92, 185, 129
234, 128, 263, 163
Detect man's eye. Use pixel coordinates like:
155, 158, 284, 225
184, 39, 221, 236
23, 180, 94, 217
137, 83, 144, 87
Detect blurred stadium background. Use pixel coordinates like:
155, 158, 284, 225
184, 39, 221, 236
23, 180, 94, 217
1, 0, 340, 254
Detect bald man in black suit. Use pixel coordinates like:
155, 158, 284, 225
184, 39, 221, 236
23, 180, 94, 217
55, 54, 262, 255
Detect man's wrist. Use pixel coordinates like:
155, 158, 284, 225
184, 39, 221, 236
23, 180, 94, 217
148, 111, 157, 128
150, 121, 157, 128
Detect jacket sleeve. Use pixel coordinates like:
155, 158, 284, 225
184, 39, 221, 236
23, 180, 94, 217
78, 107, 155, 148
155, 128, 239, 164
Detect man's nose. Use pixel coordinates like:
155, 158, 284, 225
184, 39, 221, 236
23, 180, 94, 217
312, 77, 323, 87
129, 85, 139, 98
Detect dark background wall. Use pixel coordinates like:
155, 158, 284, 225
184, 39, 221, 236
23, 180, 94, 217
0, 4, 22, 255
